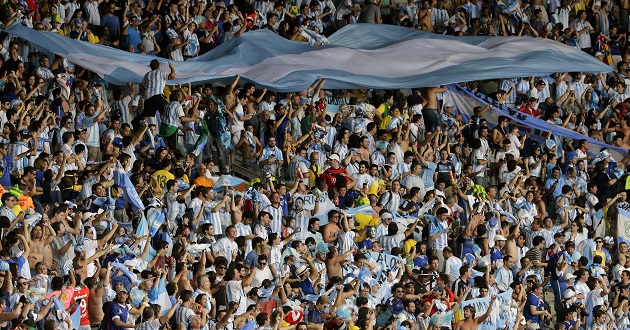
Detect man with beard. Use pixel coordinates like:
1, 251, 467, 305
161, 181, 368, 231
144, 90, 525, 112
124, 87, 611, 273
454, 295, 496, 330
26, 219, 55, 269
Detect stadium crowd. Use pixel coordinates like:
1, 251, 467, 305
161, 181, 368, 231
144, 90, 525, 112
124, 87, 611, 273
0, 0, 629, 329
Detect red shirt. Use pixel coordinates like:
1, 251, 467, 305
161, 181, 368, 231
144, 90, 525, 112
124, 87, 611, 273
519, 105, 540, 117
74, 286, 91, 326
321, 166, 349, 189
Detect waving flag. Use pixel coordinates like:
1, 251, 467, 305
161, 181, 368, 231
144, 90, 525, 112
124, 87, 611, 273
5, 24, 610, 91
188, 118, 209, 156
146, 207, 166, 237
136, 214, 149, 237
113, 167, 145, 212
70, 306, 81, 330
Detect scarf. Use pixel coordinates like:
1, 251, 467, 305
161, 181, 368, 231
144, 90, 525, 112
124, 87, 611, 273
246, 131, 256, 153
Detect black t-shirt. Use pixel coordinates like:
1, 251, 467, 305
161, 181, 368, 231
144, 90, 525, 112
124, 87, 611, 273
593, 171, 612, 200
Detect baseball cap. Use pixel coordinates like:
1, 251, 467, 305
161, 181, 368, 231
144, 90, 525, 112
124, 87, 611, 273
563, 288, 575, 299
327, 153, 340, 162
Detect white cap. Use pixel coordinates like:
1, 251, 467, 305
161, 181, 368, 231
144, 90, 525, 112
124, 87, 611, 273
327, 153, 340, 162
563, 288, 575, 299
494, 235, 507, 241
82, 212, 96, 222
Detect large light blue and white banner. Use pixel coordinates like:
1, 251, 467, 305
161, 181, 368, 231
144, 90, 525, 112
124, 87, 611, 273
5, 24, 610, 91
444, 84, 626, 160
459, 289, 515, 330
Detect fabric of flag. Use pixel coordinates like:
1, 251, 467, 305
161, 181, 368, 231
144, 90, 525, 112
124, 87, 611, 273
114, 167, 145, 212
155, 279, 173, 315
70, 305, 81, 330
344, 204, 373, 216
136, 214, 149, 237
357, 265, 373, 284
4, 24, 610, 91
188, 118, 209, 156
213, 175, 247, 192
147, 207, 166, 237
110, 262, 141, 285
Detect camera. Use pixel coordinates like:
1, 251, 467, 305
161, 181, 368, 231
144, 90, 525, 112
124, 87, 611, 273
573, 302, 589, 317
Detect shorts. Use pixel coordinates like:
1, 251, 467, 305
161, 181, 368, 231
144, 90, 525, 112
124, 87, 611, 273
87, 146, 102, 162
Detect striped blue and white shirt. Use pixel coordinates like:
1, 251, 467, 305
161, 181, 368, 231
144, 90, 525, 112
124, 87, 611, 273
141, 69, 169, 99
8, 142, 28, 175
226, 281, 247, 315
572, 19, 593, 49
432, 8, 449, 33
377, 232, 405, 251
270, 243, 283, 275
205, 201, 223, 236
291, 209, 310, 241
338, 230, 356, 261
429, 219, 449, 250
235, 222, 253, 254
263, 204, 283, 234
113, 95, 133, 125
165, 191, 184, 222
174, 306, 195, 328
164, 101, 185, 127
500, 79, 518, 105
254, 223, 268, 241
167, 44, 184, 61
82, 115, 100, 148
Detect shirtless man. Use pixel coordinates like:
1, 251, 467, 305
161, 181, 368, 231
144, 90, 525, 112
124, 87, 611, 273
454, 295, 496, 330
85, 266, 113, 323
235, 123, 262, 164
325, 246, 354, 279
323, 210, 342, 245
26, 219, 55, 269
421, 86, 447, 132
416, 0, 434, 32
503, 219, 522, 270
223, 75, 240, 112
75, 244, 114, 281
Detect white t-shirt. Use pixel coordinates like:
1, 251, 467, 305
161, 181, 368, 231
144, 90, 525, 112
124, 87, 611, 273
250, 266, 273, 288
226, 280, 247, 315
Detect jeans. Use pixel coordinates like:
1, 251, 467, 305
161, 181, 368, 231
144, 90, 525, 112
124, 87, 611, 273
423, 107, 440, 132
205, 134, 229, 175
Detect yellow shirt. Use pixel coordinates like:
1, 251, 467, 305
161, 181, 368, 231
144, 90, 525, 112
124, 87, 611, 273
308, 163, 321, 187
152, 170, 175, 198
594, 250, 606, 266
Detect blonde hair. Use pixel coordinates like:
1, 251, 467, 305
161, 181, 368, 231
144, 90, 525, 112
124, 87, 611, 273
254, 242, 270, 254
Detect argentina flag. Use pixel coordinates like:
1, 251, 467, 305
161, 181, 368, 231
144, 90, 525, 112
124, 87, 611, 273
113, 167, 145, 212
5, 24, 610, 91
